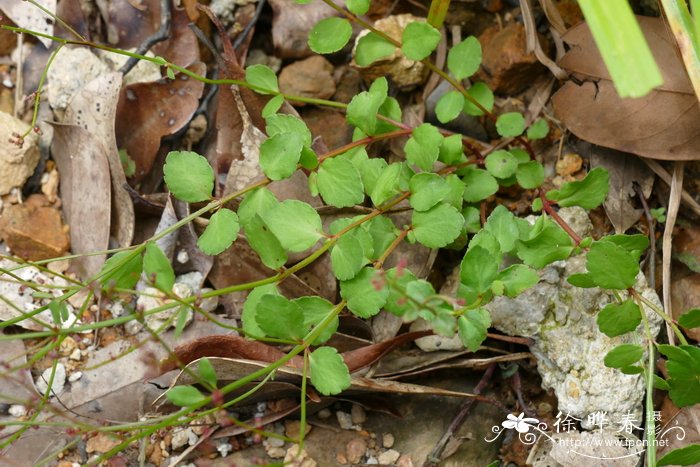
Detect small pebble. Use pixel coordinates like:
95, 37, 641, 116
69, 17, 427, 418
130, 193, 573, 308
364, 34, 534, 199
170, 427, 195, 450
350, 404, 366, 425
378, 449, 400, 464
69, 348, 82, 361
317, 408, 332, 419
9, 405, 27, 417
285, 419, 311, 439
336, 452, 348, 464
124, 319, 143, 335
382, 433, 395, 448
345, 437, 367, 464
365, 456, 378, 464
336, 411, 353, 430
267, 446, 286, 458
35, 363, 66, 396
68, 371, 82, 382
396, 454, 414, 467
217, 441, 232, 457
264, 436, 285, 448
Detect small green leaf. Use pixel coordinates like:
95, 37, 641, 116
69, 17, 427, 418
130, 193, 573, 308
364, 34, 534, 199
296, 296, 338, 345
496, 264, 539, 297
264, 200, 323, 252
366, 215, 398, 258
461, 167, 499, 202
354, 32, 396, 66
340, 267, 389, 318
384, 268, 418, 316
463, 82, 493, 116
266, 114, 312, 146
405, 123, 443, 171
173, 305, 190, 338
409, 173, 451, 211
143, 242, 175, 292
163, 151, 214, 202
317, 157, 365, 208
653, 374, 670, 390
460, 246, 499, 294
597, 299, 642, 337
546, 167, 610, 209
197, 208, 240, 255
527, 118, 549, 140
657, 445, 700, 466
309, 17, 353, 54
495, 112, 525, 137
370, 162, 412, 207
447, 36, 481, 80
484, 205, 519, 253
259, 132, 303, 180
457, 309, 491, 351
603, 344, 643, 368
166, 385, 206, 407
516, 161, 545, 189
412, 203, 463, 248
244, 215, 288, 269
435, 91, 465, 124
245, 64, 279, 94
402, 21, 441, 60
567, 273, 597, 288
347, 0, 370, 15
331, 234, 365, 281
262, 94, 284, 118
198, 358, 218, 389
256, 294, 307, 340
238, 188, 279, 226
679, 308, 700, 329
310, 347, 351, 395
166, 67, 175, 80
515, 216, 573, 269
118, 149, 136, 177
48, 300, 69, 326
586, 240, 639, 290
347, 78, 388, 135
100, 251, 143, 290
439, 134, 464, 165
485, 150, 518, 179
358, 158, 388, 196
241, 284, 280, 338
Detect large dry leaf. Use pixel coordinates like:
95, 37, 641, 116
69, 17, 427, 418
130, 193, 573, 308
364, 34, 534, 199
64, 72, 135, 250
116, 62, 205, 181
589, 145, 654, 233
51, 124, 111, 278
553, 16, 700, 161
0, 0, 56, 47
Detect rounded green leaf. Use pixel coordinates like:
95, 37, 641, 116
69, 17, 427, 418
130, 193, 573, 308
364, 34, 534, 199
585, 241, 639, 290
401, 22, 441, 61
198, 358, 218, 389
262, 94, 284, 118
296, 296, 339, 345
604, 344, 644, 368
197, 208, 240, 255
412, 203, 463, 248
347, 0, 370, 14
409, 172, 450, 211
166, 385, 206, 407
238, 187, 279, 226
460, 245, 499, 293
340, 267, 389, 318
100, 251, 143, 290
331, 234, 365, 281
495, 112, 525, 137
242, 284, 280, 338
485, 150, 518, 179
256, 294, 307, 340
355, 32, 396, 66
679, 308, 700, 329
435, 91, 465, 124
163, 151, 214, 202
516, 161, 545, 189
597, 299, 642, 337
143, 242, 175, 292
447, 36, 481, 80
527, 118, 549, 140
310, 346, 351, 395
265, 114, 312, 146
264, 200, 323, 252
245, 64, 279, 94
259, 132, 303, 180
405, 123, 443, 171
658, 445, 700, 467
546, 167, 610, 209
463, 82, 493, 116
317, 157, 365, 208
309, 17, 353, 54
461, 167, 498, 202
496, 264, 539, 297
244, 215, 288, 269
457, 309, 491, 352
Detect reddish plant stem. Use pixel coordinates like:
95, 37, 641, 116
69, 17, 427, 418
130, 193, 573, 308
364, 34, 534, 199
539, 191, 582, 246
317, 128, 413, 163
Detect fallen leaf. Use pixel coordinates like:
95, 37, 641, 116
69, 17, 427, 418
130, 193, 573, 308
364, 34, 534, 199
658, 395, 700, 459
0, 0, 56, 48
553, 16, 700, 161
116, 62, 206, 181
64, 72, 135, 250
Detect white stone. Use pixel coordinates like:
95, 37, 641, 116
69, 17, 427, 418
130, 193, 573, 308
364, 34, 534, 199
216, 441, 232, 457
35, 363, 66, 396
336, 411, 353, 430
382, 433, 395, 448
68, 371, 83, 382
378, 449, 400, 465
8, 405, 27, 417
170, 427, 195, 450
69, 348, 82, 361
0, 111, 40, 195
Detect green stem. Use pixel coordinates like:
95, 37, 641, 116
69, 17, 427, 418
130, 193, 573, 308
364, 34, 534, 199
427, 0, 452, 29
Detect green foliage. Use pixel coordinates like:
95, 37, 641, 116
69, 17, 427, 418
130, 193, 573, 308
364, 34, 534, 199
604, 344, 644, 368
463, 82, 493, 116
197, 208, 240, 255
597, 299, 642, 337
447, 36, 481, 80
347, 78, 388, 135
166, 385, 206, 407
354, 33, 396, 66
317, 157, 365, 207
402, 22, 441, 60
412, 203, 463, 248
405, 123, 443, 171
527, 118, 549, 140
485, 150, 518, 179
346, 0, 369, 15
143, 242, 175, 291
546, 167, 610, 209
100, 251, 143, 290
435, 91, 464, 123
263, 200, 324, 252
340, 267, 389, 318
198, 358, 218, 389
163, 151, 214, 203
495, 112, 525, 137
256, 294, 307, 340
657, 445, 700, 466
679, 308, 700, 329
657, 345, 700, 407
260, 133, 303, 180
458, 309, 491, 351
460, 166, 498, 202
308, 17, 353, 54
245, 65, 279, 94
310, 346, 351, 395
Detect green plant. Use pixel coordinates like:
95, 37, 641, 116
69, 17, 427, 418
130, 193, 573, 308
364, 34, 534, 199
1, 0, 699, 465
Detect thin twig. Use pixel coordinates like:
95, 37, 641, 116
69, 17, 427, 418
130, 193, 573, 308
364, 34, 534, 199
633, 182, 656, 290
662, 162, 683, 346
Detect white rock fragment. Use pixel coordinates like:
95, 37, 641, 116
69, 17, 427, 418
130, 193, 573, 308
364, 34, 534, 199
69, 348, 82, 361
217, 440, 232, 457
35, 363, 66, 396
170, 427, 197, 450
378, 449, 400, 465
68, 371, 83, 382
0, 112, 40, 195
8, 405, 27, 418
382, 433, 395, 448
336, 411, 353, 430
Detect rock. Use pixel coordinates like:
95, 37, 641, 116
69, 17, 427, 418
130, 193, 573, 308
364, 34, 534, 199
0, 111, 40, 195
336, 410, 353, 430
8, 405, 27, 418
345, 437, 368, 464
285, 419, 311, 439
279, 56, 336, 105
68, 371, 82, 382
267, 446, 287, 458
284, 444, 317, 467
0, 194, 70, 261
140, 285, 193, 332
336, 452, 348, 464
171, 427, 197, 450
410, 317, 463, 351
47, 48, 111, 111
264, 435, 286, 448
35, 363, 66, 397
317, 408, 332, 419
350, 404, 367, 425
247, 49, 283, 73
59, 337, 78, 356
528, 430, 640, 466
352, 14, 429, 88
378, 449, 401, 464
86, 433, 121, 454
476, 23, 549, 95
556, 153, 583, 176
300, 107, 352, 149
382, 433, 395, 448
396, 454, 414, 467
41, 168, 60, 203
332, 66, 362, 104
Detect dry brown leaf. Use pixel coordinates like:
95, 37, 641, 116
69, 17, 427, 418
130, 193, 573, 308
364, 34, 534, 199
115, 62, 205, 181
553, 16, 700, 161
658, 395, 700, 458
589, 146, 654, 233
64, 72, 135, 250
0, 0, 55, 47
51, 124, 111, 278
